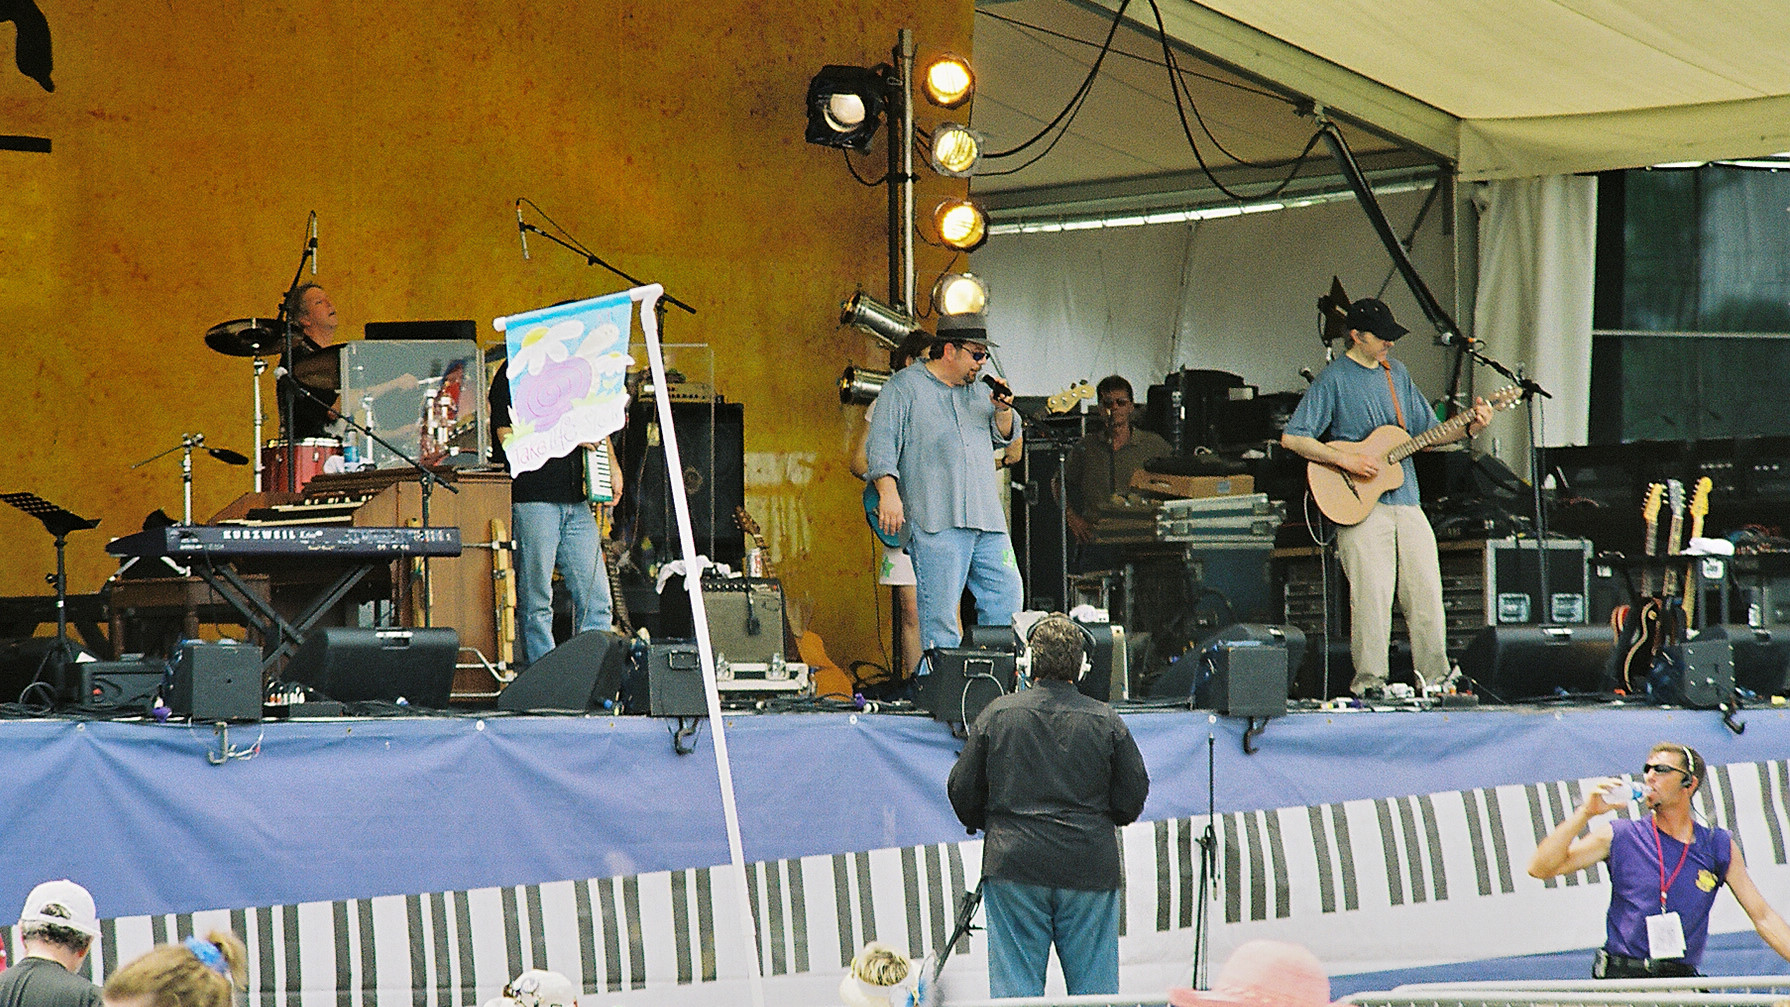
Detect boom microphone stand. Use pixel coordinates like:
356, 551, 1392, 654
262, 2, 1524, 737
275, 212, 318, 492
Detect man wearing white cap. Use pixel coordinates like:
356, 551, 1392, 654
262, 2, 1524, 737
0, 880, 102, 1007
864, 312, 1024, 673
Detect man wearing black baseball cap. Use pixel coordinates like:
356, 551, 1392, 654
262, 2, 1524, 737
1281, 298, 1491, 698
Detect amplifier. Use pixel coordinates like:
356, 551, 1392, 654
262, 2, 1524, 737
659, 577, 785, 665
72, 659, 165, 711
644, 641, 707, 717
1700, 625, 1790, 696
921, 649, 1017, 726
1649, 639, 1734, 709
172, 641, 262, 722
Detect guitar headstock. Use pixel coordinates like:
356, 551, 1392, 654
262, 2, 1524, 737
1689, 476, 1712, 520
732, 505, 762, 539
1486, 385, 1525, 412
1641, 483, 1664, 525
1666, 479, 1685, 518
1047, 381, 1095, 415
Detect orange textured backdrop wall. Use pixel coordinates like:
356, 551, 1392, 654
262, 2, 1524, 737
0, 1, 972, 669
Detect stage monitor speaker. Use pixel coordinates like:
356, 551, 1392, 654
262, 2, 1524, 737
622, 400, 745, 567
1700, 625, 1790, 696
921, 649, 1017, 725
173, 641, 262, 722
283, 628, 458, 709
644, 640, 708, 717
1649, 638, 1734, 709
497, 630, 627, 713
1459, 625, 1612, 701
1189, 624, 1298, 717
75, 659, 164, 711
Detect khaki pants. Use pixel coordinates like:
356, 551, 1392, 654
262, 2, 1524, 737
1336, 503, 1450, 692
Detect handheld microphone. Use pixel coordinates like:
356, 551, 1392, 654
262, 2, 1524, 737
515, 200, 530, 260
308, 211, 318, 275
981, 374, 1012, 399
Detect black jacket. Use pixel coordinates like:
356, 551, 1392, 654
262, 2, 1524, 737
946, 679, 1149, 891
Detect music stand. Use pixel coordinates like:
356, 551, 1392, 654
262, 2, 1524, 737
1, 492, 100, 703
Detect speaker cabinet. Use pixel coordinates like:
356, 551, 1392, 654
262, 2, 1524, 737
173, 641, 262, 722
1188, 625, 1300, 717
644, 641, 708, 717
1700, 625, 1790, 696
497, 630, 626, 713
1460, 625, 1612, 701
921, 649, 1017, 725
283, 628, 459, 708
1485, 538, 1592, 625
621, 400, 745, 567
1650, 638, 1735, 709
1074, 623, 1128, 703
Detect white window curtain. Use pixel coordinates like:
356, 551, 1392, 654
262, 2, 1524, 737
1470, 174, 1598, 480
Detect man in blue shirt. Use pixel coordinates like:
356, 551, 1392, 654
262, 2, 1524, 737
863, 313, 1022, 672
1281, 299, 1489, 697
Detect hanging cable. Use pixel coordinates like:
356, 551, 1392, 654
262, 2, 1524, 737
982, 0, 1134, 161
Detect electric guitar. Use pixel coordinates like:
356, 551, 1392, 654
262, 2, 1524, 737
1679, 476, 1712, 625
1641, 479, 1689, 690
1306, 385, 1524, 525
1612, 482, 1664, 693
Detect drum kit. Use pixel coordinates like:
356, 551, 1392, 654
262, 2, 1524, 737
203, 316, 345, 493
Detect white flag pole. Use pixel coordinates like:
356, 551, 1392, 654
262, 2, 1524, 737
631, 283, 767, 1007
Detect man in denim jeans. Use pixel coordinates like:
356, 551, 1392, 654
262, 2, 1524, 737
864, 313, 1023, 674
489, 359, 617, 665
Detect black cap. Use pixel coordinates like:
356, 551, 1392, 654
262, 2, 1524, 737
1345, 298, 1408, 341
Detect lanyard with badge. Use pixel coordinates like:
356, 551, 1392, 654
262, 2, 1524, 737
1647, 819, 1691, 959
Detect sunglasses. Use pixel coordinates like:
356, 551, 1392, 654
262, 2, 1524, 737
1642, 762, 1690, 779
963, 348, 989, 362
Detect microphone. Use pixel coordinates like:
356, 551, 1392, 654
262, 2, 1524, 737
981, 374, 1012, 399
1299, 367, 1315, 384
308, 211, 318, 275
515, 200, 530, 260
207, 448, 250, 466
273, 365, 290, 378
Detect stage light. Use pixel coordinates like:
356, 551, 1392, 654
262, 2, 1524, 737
933, 199, 988, 252
840, 290, 920, 349
806, 65, 887, 153
922, 55, 974, 108
929, 123, 982, 177
839, 365, 891, 405
931, 272, 987, 317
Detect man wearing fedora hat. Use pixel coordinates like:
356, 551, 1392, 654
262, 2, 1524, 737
1281, 297, 1491, 698
864, 312, 1024, 673
0, 879, 103, 1007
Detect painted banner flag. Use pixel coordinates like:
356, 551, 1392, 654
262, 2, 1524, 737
490, 292, 634, 476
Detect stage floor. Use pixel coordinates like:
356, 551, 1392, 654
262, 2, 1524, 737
3, 702, 1787, 1004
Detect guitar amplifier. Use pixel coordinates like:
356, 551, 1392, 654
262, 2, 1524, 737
658, 576, 785, 665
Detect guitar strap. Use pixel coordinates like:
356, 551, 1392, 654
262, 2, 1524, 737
1382, 363, 1408, 430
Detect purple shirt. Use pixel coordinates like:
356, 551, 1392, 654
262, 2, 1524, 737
1605, 817, 1732, 965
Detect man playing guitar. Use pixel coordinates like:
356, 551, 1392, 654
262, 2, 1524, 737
1280, 298, 1492, 698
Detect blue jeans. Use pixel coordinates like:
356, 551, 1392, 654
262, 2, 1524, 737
907, 527, 1023, 669
982, 878, 1121, 997
512, 501, 612, 664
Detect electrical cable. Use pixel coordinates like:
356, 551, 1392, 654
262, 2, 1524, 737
842, 148, 889, 187
981, 0, 1134, 162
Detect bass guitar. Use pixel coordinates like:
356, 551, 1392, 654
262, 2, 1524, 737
1611, 482, 1664, 693
1307, 385, 1524, 525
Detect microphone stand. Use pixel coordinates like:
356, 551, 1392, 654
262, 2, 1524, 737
275, 219, 317, 493
515, 204, 696, 316
285, 379, 459, 627
1461, 343, 1553, 625
130, 433, 246, 526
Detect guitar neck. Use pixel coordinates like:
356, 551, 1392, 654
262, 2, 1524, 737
1386, 409, 1475, 464
1639, 519, 1659, 594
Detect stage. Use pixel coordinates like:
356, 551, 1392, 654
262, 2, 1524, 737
3, 702, 1788, 1004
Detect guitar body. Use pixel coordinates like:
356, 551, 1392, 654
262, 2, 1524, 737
1306, 425, 1411, 526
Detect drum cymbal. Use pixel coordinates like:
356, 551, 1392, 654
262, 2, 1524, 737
290, 343, 342, 391
205, 318, 285, 357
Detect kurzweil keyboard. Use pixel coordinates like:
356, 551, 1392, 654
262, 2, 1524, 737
107, 524, 462, 559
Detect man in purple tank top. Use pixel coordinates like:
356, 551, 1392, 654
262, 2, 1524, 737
1529, 743, 1790, 977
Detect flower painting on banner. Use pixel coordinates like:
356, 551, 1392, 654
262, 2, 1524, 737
494, 291, 635, 475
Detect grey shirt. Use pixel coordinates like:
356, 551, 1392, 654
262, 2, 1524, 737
0, 956, 101, 1007
864, 360, 1013, 535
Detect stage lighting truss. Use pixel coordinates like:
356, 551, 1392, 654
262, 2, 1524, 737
921, 54, 974, 108
805, 65, 889, 153
840, 290, 920, 350
931, 272, 987, 317
933, 198, 988, 252
929, 123, 982, 177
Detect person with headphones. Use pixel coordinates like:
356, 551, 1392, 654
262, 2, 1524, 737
946, 615, 1150, 998
1528, 742, 1790, 977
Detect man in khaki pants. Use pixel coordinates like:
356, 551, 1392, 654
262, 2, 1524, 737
1280, 298, 1490, 698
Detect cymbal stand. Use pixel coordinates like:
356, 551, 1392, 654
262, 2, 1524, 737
252, 355, 268, 491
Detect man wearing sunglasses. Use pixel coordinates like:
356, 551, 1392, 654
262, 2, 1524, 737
1528, 743, 1790, 977
864, 312, 1023, 674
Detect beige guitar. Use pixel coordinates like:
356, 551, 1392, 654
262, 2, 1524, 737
1047, 381, 1095, 414
1307, 385, 1523, 525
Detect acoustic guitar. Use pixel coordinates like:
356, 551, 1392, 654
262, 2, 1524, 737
1306, 385, 1524, 525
